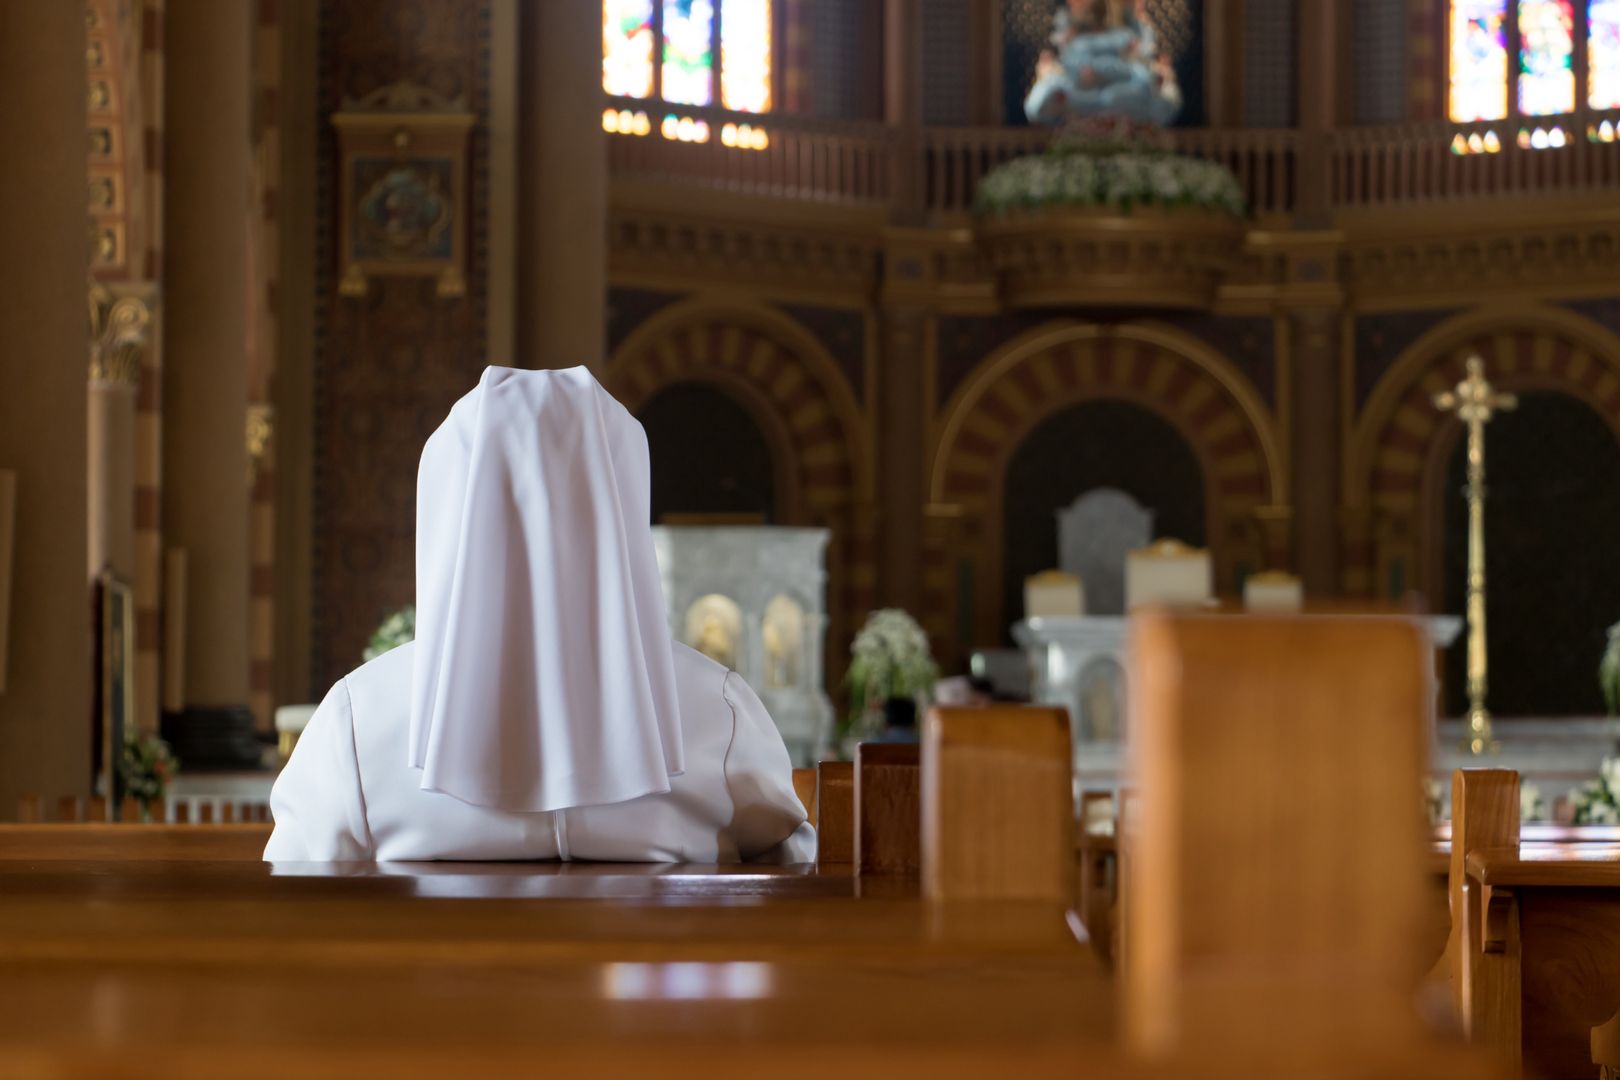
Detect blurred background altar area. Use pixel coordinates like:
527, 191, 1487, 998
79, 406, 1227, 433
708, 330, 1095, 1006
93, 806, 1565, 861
5, 0, 1620, 820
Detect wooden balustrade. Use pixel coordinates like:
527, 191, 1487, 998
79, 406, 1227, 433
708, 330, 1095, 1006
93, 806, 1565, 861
1329, 108, 1620, 208
606, 96, 1620, 217
604, 95, 891, 206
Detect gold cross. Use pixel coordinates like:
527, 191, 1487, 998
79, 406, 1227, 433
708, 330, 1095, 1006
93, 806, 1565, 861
1433, 355, 1515, 755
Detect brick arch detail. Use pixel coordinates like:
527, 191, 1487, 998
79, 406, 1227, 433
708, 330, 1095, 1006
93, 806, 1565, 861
925, 320, 1281, 657
606, 298, 876, 686
932, 321, 1280, 511
1347, 305, 1620, 596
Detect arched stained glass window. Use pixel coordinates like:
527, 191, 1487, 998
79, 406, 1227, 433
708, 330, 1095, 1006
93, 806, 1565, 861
603, 0, 774, 114
1449, 0, 1620, 124
1517, 0, 1575, 116
720, 0, 773, 113
1450, 0, 1509, 122
1591, 0, 1620, 108
661, 0, 715, 107
603, 0, 656, 99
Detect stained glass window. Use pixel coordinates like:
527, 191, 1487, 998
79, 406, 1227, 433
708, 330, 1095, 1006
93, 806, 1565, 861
661, 0, 715, 106
1450, 0, 1510, 122
1591, 0, 1620, 108
720, 0, 772, 112
602, 0, 773, 118
1517, 0, 1575, 115
603, 0, 656, 99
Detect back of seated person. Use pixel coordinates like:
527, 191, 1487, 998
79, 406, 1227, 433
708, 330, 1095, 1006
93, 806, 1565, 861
266, 366, 814, 864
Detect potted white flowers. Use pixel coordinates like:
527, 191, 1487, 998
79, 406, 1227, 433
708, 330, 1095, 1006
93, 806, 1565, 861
1569, 758, 1620, 825
364, 604, 416, 662
841, 610, 939, 749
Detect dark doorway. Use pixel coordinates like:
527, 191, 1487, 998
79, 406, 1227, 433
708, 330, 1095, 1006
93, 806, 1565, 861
1002, 399, 1206, 637
1437, 392, 1620, 716
637, 382, 777, 524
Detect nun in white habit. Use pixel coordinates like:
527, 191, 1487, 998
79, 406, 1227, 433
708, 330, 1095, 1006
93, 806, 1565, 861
265, 366, 815, 863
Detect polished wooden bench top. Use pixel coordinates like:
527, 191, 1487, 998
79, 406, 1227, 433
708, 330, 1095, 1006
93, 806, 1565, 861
1464, 842, 1620, 886
0, 860, 1092, 966
0, 860, 1115, 1071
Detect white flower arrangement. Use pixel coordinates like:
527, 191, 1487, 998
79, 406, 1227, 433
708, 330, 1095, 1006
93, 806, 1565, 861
1424, 776, 1546, 826
842, 609, 938, 736
364, 604, 416, 662
1569, 757, 1620, 825
975, 144, 1246, 219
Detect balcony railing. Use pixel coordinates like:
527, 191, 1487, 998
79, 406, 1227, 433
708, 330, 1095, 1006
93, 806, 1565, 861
1328, 108, 1620, 209
606, 95, 1620, 217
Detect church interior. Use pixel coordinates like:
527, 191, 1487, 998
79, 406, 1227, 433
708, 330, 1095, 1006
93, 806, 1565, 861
5, 0, 1620, 1074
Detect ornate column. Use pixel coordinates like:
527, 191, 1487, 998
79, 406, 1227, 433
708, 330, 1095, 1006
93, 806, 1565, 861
87, 284, 154, 581
162, 0, 253, 731
877, 304, 929, 615
0, 2, 91, 808
1294, 0, 1343, 224
517, 0, 606, 371
1288, 306, 1342, 595
884, 0, 923, 216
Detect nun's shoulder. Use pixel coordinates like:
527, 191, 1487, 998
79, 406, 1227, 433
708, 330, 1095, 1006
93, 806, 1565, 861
339, 641, 416, 711
669, 642, 730, 696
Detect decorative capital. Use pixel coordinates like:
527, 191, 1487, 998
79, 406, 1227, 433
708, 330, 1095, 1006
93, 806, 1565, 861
87, 282, 152, 387
246, 404, 274, 480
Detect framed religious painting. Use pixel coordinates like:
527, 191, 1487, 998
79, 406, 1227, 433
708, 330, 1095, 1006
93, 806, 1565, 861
94, 571, 134, 820
331, 82, 475, 299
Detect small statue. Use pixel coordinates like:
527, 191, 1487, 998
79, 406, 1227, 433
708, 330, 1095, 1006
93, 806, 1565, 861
1025, 0, 1182, 127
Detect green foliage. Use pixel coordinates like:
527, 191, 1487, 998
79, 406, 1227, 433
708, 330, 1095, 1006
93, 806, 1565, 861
1601, 620, 1620, 715
364, 604, 416, 662
841, 609, 938, 735
119, 730, 177, 806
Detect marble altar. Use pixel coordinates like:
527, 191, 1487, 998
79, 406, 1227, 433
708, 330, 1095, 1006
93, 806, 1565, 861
651, 526, 834, 766
1058, 488, 1151, 615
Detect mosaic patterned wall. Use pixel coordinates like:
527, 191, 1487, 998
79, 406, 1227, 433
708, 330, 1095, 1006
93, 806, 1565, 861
311, 0, 490, 695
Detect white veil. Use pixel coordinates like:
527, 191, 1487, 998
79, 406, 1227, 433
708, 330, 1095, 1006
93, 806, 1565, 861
408, 366, 684, 812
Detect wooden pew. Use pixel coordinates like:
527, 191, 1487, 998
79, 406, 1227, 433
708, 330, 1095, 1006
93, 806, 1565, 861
814, 760, 853, 866
1122, 611, 1455, 1073
855, 743, 919, 875
0, 824, 273, 861
922, 706, 1073, 902
790, 766, 817, 826
0, 621, 1505, 1079
1450, 767, 1620, 1079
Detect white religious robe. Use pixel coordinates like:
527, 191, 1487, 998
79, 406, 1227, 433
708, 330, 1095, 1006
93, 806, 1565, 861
265, 641, 816, 863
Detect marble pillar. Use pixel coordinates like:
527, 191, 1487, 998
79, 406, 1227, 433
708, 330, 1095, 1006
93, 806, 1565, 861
163, 0, 252, 715
517, 0, 606, 371
0, 3, 90, 810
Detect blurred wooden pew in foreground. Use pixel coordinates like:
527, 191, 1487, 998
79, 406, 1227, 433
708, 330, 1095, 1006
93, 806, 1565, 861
1450, 767, 1620, 1079
1121, 611, 1475, 1074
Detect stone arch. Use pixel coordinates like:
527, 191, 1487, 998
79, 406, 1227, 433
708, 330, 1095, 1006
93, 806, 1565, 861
926, 320, 1281, 656
606, 296, 875, 684
1346, 304, 1620, 597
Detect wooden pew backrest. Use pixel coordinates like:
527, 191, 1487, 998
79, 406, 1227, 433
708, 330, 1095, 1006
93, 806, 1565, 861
1124, 612, 1433, 1063
921, 706, 1072, 901
0, 824, 273, 860
791, 767, 817, 826
815, 761, 854, 866
855, 743, 919, 875
1447, 767, 1519, 1041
